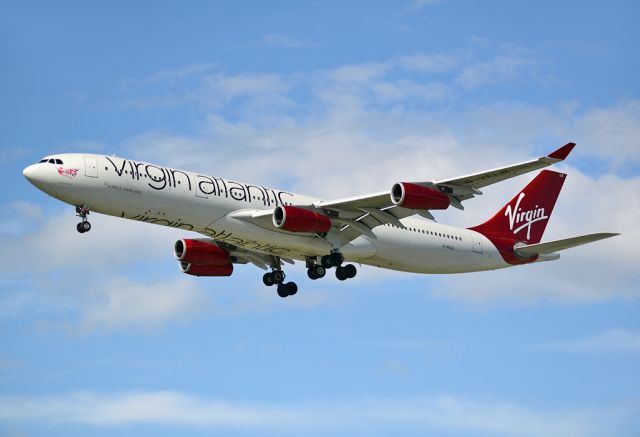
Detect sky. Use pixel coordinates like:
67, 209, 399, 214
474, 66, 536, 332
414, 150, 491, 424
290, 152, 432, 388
1, 0, 639, 436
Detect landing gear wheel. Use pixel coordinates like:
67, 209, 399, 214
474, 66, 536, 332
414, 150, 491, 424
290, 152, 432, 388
329, 252, 344, 267
286, 282, 298, 296
343, 264, 357, 279
277, 285, 289, 298
277, 282, 298, 298
75, 204, 91, 233
263, 272, 275, 286
307, 265, 326, 280
272, 270, 285, 284
335, 266, 348, 281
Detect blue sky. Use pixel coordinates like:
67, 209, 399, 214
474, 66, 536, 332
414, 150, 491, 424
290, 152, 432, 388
1, 1, 640, 436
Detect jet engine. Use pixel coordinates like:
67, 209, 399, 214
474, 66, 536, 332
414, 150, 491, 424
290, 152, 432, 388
174, 239, 230, 266
179, 262, 233, 277
174, 239, 233, 277
272, 205, 332, 233
390, 182, 450, 210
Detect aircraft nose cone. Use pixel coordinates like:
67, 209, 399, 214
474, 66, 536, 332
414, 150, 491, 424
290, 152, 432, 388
23, 164, 48, 189
23, 164, 37, 181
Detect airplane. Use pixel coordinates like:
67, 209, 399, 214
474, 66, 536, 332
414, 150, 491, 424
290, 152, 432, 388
22, 143, 618, 298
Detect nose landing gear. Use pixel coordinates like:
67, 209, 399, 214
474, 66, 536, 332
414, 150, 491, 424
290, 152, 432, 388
75, 205, 91, 233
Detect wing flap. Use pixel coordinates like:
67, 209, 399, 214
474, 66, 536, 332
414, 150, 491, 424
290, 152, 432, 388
515, 232, 619, 257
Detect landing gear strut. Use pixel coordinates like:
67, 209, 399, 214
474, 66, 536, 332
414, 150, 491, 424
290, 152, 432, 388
262, 265, 297, 298
75, 204, 91, 233
306, 257, 326, 280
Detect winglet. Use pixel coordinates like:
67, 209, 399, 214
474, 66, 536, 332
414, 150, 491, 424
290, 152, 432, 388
547, 142, 576, 160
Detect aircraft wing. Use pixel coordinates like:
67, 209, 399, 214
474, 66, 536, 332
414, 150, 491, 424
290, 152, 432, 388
214, 239, 295, 270
315, 142, 576, 212
434, 142, 576, 192
231, 143, 576, 245
514, 233, 619, 257
310, 143, 576, 239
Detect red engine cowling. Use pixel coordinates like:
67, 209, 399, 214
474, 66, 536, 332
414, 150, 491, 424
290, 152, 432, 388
174, 239, 230, 266
391, 182, 450, 210
272, 205, 332, 233
180, 262, 233, 277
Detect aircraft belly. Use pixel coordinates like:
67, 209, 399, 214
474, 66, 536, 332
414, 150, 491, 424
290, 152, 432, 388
207, 216, 332, 258
366, 227, 507, 274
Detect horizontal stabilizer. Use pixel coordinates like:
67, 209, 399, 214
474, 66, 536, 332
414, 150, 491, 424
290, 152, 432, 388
515, 233, 619, 257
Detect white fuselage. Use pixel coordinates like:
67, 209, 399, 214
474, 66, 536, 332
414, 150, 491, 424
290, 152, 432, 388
23, 153, 509, 274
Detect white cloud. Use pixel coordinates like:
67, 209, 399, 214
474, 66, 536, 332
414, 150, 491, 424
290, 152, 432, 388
203, 73, 290, 102
538, 329, 640, 353
0, 391, 634, 436
397, 53, 461, 74
455, 54, 537, 89
0, 202, 189, 274
575, 100, 640, 168
0, 201, 44, 234
80, 277, 212, 331
148, 62, 218, 82
328, 62, 390, 84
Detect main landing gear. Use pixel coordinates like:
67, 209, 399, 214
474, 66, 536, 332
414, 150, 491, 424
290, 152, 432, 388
319, 252, 357, 281
75, 204, 91, 233
263, 269, 298, 298
306, 257, 327, 280
262, 252, 357, 299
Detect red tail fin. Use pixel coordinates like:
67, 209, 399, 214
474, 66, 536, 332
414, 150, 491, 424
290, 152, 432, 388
469, 170, 566, 245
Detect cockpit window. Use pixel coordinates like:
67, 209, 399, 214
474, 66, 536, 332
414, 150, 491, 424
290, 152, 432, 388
37, 157, 64, 164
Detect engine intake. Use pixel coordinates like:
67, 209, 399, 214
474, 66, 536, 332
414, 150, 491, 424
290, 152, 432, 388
174, 239, 230, 266
391, 182, 450, 210
180, 262, 233, 277
273, 205, 332, 233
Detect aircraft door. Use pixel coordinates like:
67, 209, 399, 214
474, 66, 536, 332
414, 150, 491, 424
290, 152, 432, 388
471, 232, 483, 253
84, 156, 98, 178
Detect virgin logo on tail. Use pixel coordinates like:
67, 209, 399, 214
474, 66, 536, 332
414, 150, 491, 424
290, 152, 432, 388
505, 192, 548, 240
